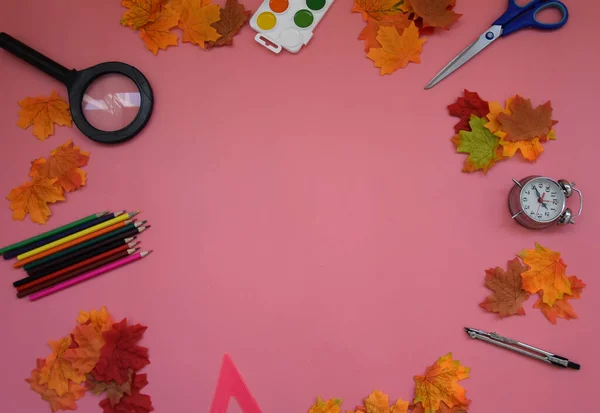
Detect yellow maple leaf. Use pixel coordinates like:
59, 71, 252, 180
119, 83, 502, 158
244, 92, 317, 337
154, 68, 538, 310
6, 177, 65, 224
26, 359, 87, 413
179, 0, 222, 48
367, 22, 426, 75
63, 324, 106, 375
39, 337, 85, 397
309, 396, 343, 413
352, 0, 402, 21
29, 140, 90, 192
364, 390, 408, 413
77, 306, 114, 332
413, 353, 470, 413
140, 3, 180, 54
121, 0, 167, 29
17, 91, 72, 141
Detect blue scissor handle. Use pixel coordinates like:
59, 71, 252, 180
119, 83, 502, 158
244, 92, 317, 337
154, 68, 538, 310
493, 0, 569, 36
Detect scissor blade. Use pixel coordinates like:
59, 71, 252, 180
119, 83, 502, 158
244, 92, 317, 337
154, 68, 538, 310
425, 25, 503, 90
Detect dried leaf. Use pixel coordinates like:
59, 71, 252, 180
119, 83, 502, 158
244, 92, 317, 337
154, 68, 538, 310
309, 397, 343, 413
99, 373, 153, 413
367, 22, 427, 75
6, 177, 64, 224
87, 371, 134, 407
17, 91, 72, 140
27, 359, 87, 413
77, 306, 114, 332
534, 276, 586, 324
518, 242, 571, 306
497, 96, 556, 142
178, 0, 222, 48
453, 115, 503, 174
29, 140, 89, 192
140, 3, 180, 54
39, 337, 85, 397
448, 90, 490, 134
480, 258, 530, 318
485, 98, 513, 139
63, 323, 106, 375
412, 401, 468, 413
364, 390, 408, 413
413, 353, 470, 413
93, 319, 150, 385
352, 0, 402, 21
121, 0, 167, 29
359, 14, 412, 52
407, 0, 461, 29
206, 0, 250, 47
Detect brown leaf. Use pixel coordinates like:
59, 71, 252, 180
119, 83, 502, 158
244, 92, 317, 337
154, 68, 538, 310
206, 0, 250, 47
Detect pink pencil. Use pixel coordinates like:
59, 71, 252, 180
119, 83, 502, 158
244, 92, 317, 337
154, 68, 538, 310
29, 251, 152, 301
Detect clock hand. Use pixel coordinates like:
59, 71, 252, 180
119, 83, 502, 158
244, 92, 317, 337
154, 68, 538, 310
540, 193, 548, 210
534, 187, 542, 198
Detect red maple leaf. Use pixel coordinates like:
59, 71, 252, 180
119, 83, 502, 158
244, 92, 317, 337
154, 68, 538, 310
448, 90, 490, 133
100, 373, 154, 413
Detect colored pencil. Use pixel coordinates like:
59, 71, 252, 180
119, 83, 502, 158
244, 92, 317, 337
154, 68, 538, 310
17, 248, 139, 298
13, 219, 138, 268
17, 211, 139, 260
0, 212, 108, 256
3, 211, 123, 260
16, 246, 138, 297
23, 222, 147, 271
14, 238, 138, 287
29, 251, 151, 301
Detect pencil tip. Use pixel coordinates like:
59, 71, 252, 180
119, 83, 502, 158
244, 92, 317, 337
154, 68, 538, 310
129, 211, 140, 217
145, 225, 151, 229
114, 210, 125, 217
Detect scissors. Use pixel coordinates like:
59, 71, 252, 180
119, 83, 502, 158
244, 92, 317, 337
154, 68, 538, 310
425, 0, 569, 89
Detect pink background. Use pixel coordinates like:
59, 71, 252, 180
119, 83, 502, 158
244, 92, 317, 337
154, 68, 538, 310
0, 0, 598, 412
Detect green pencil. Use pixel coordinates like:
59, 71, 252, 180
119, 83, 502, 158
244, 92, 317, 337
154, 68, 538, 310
0, 212, 108, 256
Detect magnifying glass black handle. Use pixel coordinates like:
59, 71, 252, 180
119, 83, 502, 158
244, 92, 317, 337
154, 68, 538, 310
0, 32, 74, 86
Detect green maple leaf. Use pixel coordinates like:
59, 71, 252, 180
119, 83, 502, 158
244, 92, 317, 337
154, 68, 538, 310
454, 115, 503, 174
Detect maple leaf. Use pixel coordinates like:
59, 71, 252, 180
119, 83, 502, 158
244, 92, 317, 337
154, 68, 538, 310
63, 323, 106, 375
88, 371, 134, 407
93, 318, 150, 385
485, 98, 513, 139
39, 336, 85, 397
413, 353, 470, 413
407, 0, 461, 29
352, 0, 403, 21
121, 0, 167, 29
6, 177, 65, 224
412, 401, 468, 413
367, 22, 427, 75
534, 276, 586, 324
27, 359, 87, 413
518, 242, 572, 306
78, 306, 114, 332
140, 3, 180, 54
179, 0, 222, 48
99, 373, 153, 413
206, 0, 250, 47
453, 115, 503, 174
29, 140, 90, 192
364, 390, 408, 413
359, 14, 412, 52
497, 96, 556, 142
17, 91, 72, 140
448, 90, 490, 133
480, 258, 530, 318
309, 396, 343, 413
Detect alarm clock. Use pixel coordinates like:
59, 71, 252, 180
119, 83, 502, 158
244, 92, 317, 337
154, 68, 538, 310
508, 176, 583, 229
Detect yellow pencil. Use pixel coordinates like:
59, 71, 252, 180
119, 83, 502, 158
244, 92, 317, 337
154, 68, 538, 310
17, 211, 140, 260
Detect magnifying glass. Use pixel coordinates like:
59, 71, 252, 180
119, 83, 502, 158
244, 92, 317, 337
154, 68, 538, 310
0, 33, 153, 144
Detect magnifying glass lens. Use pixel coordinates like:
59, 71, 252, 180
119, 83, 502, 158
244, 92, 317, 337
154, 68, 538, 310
82, 74, 141, 132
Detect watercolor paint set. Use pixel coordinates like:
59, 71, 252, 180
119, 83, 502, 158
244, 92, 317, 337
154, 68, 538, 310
250, 0, 334, 54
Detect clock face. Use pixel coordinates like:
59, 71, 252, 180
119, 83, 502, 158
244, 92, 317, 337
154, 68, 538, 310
520, 178, 565, 223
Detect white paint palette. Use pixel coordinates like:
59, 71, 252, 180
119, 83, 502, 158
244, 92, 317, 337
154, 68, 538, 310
250, 0, 334, 54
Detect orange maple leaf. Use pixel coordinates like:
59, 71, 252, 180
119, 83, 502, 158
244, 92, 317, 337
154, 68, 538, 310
407, 0, 461, 29
179, 0, 222, 48
39, 337, 85, 397
497, 95, 556, 142
534, 276, 586, 324
413, 353, 470, 413
364, 390, 409, 413
480, 258, 530, 318
29, 140, 90, 192
518, 242, 572, 306
6, 177, 64, 224
206, 0, 250, 47
359, 14, 412, 52
140, 3, 180, 54
26, 359, 87, 413
77, 306, 114, 332
63, 323, 106, 375
309, 397, 343, 413
121, 0, 168, 29
352, 0, 403, 21
412, 401, 468, 413
367, 22, 427, 75
17, 91, 72, 141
